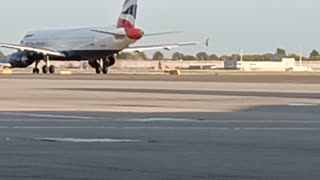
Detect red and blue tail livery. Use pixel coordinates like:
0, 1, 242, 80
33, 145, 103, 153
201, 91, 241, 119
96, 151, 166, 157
117, 0, 138, 28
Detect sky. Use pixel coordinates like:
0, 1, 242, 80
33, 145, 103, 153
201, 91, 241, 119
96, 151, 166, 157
0, 0, 319, 56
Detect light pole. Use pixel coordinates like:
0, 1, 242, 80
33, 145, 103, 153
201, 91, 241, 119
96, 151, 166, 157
240, 49, 244, 71
299, 47, 302, 66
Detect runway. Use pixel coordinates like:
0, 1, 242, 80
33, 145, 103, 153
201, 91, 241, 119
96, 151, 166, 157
2, 73, 320, 83
0, 76, 320, 180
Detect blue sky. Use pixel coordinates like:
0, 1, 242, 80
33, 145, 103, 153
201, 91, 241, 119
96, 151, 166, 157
0, 0, 319, 56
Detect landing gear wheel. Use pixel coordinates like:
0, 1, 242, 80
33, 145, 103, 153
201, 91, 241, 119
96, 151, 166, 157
33, 68, 40, 74
102, 66, 108, 74
49, 65, 55, 74
95, 66, 102, 74
42, 65, 48, 74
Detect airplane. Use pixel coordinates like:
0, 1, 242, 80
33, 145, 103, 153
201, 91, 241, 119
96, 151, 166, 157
0, 0, 201, 74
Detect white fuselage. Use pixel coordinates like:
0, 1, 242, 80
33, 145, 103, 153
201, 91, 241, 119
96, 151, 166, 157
21, 26, 134, 60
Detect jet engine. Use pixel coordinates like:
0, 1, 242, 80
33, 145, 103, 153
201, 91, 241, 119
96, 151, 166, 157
9, 52, 34, 68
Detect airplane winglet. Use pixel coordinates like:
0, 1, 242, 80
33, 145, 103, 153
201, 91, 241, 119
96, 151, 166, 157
205, 38, 210, 47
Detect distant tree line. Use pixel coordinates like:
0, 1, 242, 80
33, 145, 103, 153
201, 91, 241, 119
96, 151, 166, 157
117, 51, 219, 61
117, 48, 320, 61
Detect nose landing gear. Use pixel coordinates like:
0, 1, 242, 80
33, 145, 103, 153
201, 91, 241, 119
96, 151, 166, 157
32, 60, 40, 74
32, 68, 40, 74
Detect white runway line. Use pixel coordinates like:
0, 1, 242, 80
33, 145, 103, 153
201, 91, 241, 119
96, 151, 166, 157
34, 138, 141, 143
0, 117, 320, 124
288, 103, 318, 106
0, 112, 96, 119
129, 117, 198, 122
2, 118, 320, 124
0, 119, 87, 122
1, 126, 320, 131
127, 118, 320, 123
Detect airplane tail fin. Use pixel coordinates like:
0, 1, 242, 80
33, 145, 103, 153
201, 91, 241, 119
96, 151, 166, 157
117, 0, 138, 28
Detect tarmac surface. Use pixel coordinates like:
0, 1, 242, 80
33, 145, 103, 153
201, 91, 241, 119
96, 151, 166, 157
2, 73, 320, 83
1, 74, 320, 180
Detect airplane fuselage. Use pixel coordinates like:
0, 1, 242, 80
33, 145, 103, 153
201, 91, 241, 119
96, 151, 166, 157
21, 26, 134, 61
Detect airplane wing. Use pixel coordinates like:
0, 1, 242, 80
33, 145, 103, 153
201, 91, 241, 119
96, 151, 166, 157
122, 42, 200, 53
0, 43, 65, 57
143, 31, 183, 36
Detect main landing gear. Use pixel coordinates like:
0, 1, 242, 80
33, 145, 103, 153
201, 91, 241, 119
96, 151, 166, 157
42, 65, 55, 74
32, 55, 56, 74
89, 56, 115, 74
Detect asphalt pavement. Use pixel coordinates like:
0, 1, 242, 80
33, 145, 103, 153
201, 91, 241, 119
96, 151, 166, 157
0, 76, 320, 180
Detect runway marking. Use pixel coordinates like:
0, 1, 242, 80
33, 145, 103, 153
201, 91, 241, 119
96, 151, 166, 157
288, 103, 318, 106
1, 126, 320, 131
0, 112, 95, 120
34, 138, 140, 143
129, 117, 199, 122
127, 118, 320, 123
0, 119, 89, 122
1, 118, 320, 124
